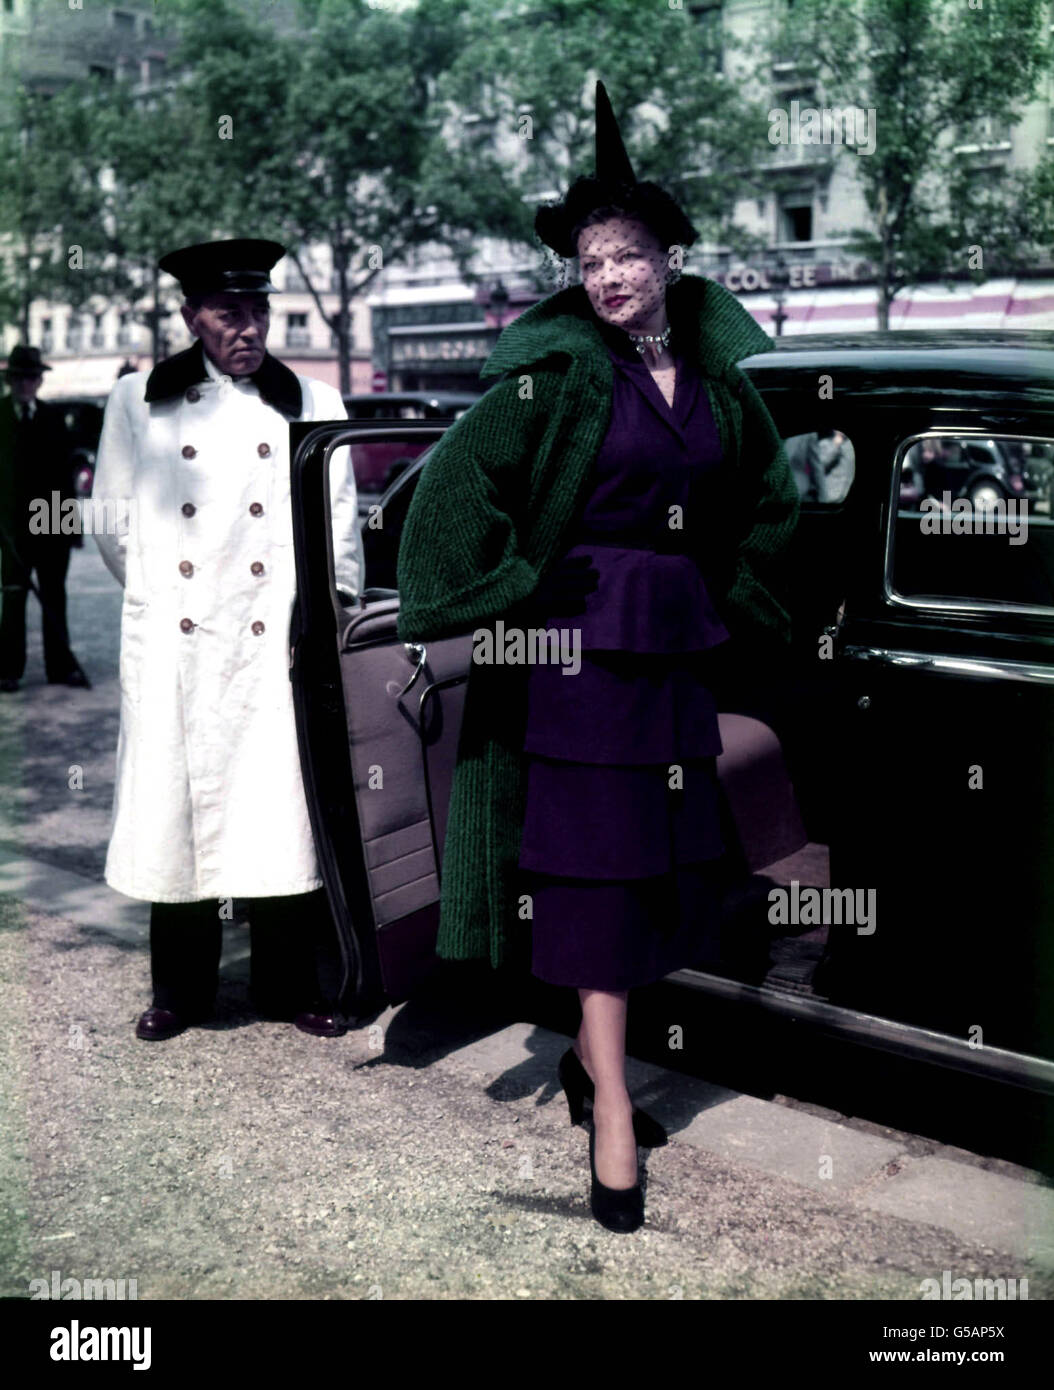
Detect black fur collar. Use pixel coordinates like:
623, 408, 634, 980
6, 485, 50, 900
144, 340, 303, 418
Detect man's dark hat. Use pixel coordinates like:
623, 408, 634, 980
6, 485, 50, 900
534, 81, 698, 259
158, 238, 285, 297
4, 344, 51, 376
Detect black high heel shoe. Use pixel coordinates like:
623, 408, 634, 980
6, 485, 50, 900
588, 1123, 644, 1233
558, 1047, 668, 1148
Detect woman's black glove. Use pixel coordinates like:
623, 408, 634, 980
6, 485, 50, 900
524, 553, 600, 618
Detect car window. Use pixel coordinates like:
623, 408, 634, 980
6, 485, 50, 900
783, 430, 856, 505
891, 433, 1054, 610
360, 444, 433, 591
348, 438, 433, 495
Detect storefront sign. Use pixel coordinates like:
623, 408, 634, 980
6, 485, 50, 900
390, 333, 491, 364
713, 260, 876, 292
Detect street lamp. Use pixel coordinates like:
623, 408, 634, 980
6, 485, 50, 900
488, 279, 510, 339
770, 252, 789, 337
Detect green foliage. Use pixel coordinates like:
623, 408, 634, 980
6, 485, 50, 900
0, 82, 117, 334
414, 0, 777, 274
143, 0, 464, 385
770, 0, 1052, 320
0, 0, 1049, 350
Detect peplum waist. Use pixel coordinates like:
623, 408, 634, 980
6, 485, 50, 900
539, 543, 730, 654
523, 651, 724, 764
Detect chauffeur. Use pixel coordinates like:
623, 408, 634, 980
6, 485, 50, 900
92, 239, 363, 1041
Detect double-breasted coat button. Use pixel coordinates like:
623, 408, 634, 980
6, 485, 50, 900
250, 561, 264, 576
179, 618, 194, 633
249, 502, 263, 516
251, 620, 265, 636
186, 387, 200, 403
182, 445, 197, 459
179, 560, 194, 577
181, 502, 196, 517
257, 442, 271, 457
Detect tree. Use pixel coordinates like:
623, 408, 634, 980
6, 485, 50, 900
2, 0, 464, 384
0, 82, 115, 340
158, 0, 462, 393
769, 0, 1052, 328
948, 151, 1054, 282
413, 0, 785, 283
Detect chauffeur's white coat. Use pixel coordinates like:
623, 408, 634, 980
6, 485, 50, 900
92, 350, 362, 902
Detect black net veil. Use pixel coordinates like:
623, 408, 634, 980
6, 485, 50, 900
531, 178, 699, 294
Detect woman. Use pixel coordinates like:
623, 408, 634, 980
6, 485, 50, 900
396, 83, 799, 1232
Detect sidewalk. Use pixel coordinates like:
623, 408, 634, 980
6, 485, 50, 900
1, 845, 1051, 1300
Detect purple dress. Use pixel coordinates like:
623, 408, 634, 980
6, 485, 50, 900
518, 336, 732, 990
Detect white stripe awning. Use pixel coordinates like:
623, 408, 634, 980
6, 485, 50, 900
736, 278, 1054, 334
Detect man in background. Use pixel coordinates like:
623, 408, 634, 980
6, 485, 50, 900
0, 345, 85, 692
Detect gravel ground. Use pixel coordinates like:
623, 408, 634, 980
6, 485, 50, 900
2, 895, 1053, 1301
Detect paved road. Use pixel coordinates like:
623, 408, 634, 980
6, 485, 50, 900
0, 545, 1052, 1299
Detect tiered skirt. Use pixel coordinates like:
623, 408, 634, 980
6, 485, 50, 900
518, 544, 732, 990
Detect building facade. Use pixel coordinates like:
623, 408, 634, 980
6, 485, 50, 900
3, 0, 1053, 399
366, 0, 1054, 367
0, 0, 375, 397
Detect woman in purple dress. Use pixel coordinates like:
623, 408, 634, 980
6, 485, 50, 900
397, 82, 799, 1234
525, 231, 735, 1225
518, 265, 736, 1231
518, 87, 770, 1233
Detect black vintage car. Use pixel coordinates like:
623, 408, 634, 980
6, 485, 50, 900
289, 329, 1054, 1096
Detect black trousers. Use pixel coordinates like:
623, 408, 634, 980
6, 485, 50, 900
148, 888, 344, 1017
0, 538, 76, 682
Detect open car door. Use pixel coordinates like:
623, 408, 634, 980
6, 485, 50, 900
290, 419, 467, 1016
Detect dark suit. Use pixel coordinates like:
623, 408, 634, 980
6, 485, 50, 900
0, 395, 78, 681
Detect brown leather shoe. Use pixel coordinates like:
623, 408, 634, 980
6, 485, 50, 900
136, 1006, 189, 1041
294, 1009, 346, 1038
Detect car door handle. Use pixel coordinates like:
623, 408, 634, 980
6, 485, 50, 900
395, 642, 426, 698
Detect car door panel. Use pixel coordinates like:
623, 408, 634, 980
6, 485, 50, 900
822, 406, 1054, 1061
290, 420, 454, 1007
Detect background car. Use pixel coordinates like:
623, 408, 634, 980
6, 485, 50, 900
342, 391, 482, 498
917, 434, 1039, 511
46, 394, 108, 497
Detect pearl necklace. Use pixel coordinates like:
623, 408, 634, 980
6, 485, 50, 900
627, 325, 672, 356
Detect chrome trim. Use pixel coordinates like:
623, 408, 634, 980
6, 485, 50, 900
321, 423, 445, 629
884, 430, 1054, 620
666, 968, 1054, 1095
841, 644, 1054, 684
883, 590, 1054, 619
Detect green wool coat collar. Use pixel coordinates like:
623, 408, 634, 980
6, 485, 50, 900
481, 273, 773, 383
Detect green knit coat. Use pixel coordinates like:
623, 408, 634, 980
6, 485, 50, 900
395, 273, 799, 970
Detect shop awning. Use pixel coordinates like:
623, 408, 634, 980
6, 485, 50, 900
737, 277, 1054, 334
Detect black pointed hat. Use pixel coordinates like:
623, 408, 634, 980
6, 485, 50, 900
595, 79, 635, 185
534, 81, 697, 259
